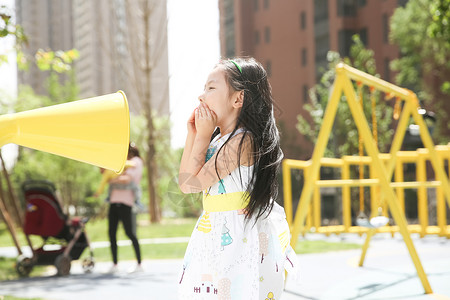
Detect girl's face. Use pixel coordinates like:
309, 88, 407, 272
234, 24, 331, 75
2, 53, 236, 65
198, 66, 238, 129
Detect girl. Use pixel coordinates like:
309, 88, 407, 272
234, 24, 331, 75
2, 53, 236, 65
178, 57, 299, 299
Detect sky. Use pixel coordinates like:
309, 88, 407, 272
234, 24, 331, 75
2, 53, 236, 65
0, 0, 220, 155
167, 0, 221, 148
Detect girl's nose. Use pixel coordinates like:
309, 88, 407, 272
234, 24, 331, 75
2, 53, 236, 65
198, 94, 204, 102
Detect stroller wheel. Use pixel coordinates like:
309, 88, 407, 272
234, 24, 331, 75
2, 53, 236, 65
82, 257, 95, 273
16, 255, 34, 277
55, 254, 71, 276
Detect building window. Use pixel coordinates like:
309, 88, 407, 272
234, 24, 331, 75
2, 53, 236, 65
382, 14, 389, 43
264, 0, 269, 9
266, 60, 272, 77
360, 27, 368, 45
302, 48, 307, 66
300, 11, 306, 30
314, 0, 330, 82
255, 30, 260, 44
303, 85, 309, 103
224, 0, 235, 58
314, 0, 329, 23
315, 33, 329, 82
384, 58, 391, 82
337, 0, 357, 17
338, 29, 357, 57
264, 26, 271, 43
254, 0, 259, 11
358, 0, 366, 7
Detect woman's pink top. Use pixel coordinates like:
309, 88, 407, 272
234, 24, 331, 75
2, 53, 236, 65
109, 156, 143, 207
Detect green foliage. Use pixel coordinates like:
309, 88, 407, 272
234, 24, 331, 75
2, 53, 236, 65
297, 35, 394, 158
428, 0, 450, 50
390, 0, 450, 143
13, 85, 53, 111
0, 6, 26, 42
390, 0, 432, 92
0, 5, 27, 67
0, 4, 27, 78
46, 70, 79, 103
33, 49, 81, 103
35, 49, 80, 73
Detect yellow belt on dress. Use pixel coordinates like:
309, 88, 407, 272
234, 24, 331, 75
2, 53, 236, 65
202, 191, 249, 212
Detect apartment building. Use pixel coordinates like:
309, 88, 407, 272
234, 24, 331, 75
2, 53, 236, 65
15, 0, 169, 115
219, 0, 407, 159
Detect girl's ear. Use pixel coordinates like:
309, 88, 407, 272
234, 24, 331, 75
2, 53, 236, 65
233, 90, 244, 108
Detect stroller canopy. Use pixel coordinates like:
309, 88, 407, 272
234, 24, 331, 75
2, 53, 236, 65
23, 180, 66, 238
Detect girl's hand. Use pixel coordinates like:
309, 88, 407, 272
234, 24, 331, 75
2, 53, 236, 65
187, 108, 197, 135
195, 103, 217, 139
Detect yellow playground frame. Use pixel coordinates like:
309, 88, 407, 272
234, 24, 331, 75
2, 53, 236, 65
284, 63, 450, 294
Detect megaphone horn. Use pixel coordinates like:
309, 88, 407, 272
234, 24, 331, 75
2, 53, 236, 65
0, 91, 130, 173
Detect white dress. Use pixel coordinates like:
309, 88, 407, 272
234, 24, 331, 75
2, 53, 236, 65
178, 129, 299, 299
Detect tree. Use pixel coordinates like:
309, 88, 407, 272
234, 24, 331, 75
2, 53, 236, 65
297, 35, 394, 158
0, 4, 26, 66
116, 0, 169, 223
428, 0, 450, 51
390, 0, 450, 143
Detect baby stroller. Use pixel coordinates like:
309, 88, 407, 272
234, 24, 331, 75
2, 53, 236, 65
16, 180, 95, 276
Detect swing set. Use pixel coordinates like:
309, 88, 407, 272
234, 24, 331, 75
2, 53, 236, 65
283, 63, 450, 294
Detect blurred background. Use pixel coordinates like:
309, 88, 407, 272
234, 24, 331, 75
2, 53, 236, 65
0, 0, 449, 226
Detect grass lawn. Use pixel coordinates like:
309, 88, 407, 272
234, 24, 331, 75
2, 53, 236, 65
0, 256, 47, 281
295, 239, 361, 254
84, 215, 198, 242
1, 215, 362, 260
85, 242, 190, 262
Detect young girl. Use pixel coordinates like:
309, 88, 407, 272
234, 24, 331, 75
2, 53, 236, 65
178, 57, 299, 299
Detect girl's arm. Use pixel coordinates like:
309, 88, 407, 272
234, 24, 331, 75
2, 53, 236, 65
179, 104, 252, 194
179, 104, 214, 193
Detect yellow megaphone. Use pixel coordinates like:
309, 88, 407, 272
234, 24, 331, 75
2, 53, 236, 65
0, 91, 130, 173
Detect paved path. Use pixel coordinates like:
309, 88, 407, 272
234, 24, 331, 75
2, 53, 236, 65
283, 233, 450, 300
1, 233, 450, 299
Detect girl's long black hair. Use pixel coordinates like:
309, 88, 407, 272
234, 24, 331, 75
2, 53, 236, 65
213, 57, 283, 222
